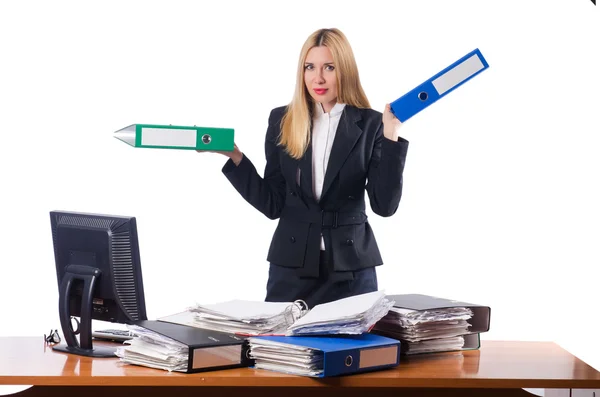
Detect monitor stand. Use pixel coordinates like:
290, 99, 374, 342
53, 264, 117, 358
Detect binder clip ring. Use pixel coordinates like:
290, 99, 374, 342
345, 355, 353, 367
292, 299, 309, 319
283, 300, 309, 326
201, 134, 212, 144
293, 299, 308, 312
418, 91, 428, 101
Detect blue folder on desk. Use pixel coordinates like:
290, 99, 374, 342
390, 48, 489, 122
248, 333, 400, 377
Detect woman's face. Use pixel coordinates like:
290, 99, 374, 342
304, 46, 338, 111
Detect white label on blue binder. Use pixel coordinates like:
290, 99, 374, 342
432, 54, 485, 95
141, 127, 197, 147
359, 345, 398, 369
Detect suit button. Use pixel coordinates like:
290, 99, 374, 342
346, 239, 354, 246
290, 191, 296, 196
290, 237, 296, 243
348, 195, 355, 200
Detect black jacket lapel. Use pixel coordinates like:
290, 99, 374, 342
321, 106, 363, 201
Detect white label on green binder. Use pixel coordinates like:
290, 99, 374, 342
432, 54, 484, 95
141, 127, 197, 147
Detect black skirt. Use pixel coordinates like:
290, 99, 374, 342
265, 250, 378, 308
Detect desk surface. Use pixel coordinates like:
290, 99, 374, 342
1, 337, 600, 389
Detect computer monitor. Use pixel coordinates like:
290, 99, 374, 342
50, 210, 147, 357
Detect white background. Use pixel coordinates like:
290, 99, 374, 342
0, 0, 599, 391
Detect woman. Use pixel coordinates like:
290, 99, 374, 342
215, 28, 409, 308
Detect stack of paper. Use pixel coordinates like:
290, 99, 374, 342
373, 306, 473, 354
285, 291, 394, 335
181, 299, 308, 336
159, 291, 393, 337
115, 320, 250, 373
115, 325, 189, 372
248, 337, 325, 377
399, 336, 466, 355
375, 307, 473, 341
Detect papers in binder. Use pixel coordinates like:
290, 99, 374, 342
159, 300, 308, 336
115, 321, 250, 373
160, 291, 393, 337
115, 325, 189, 372
372, 294, 490, 355
286, 290, 394, 335
249, 337, 324, 377
375, 306, 473, 342
401, 335, 466, 355
248, 333, 401, 377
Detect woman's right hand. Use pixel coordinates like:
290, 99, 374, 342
199, 143, 243, 166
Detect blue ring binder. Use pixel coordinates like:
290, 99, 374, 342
390, 48, 489, 122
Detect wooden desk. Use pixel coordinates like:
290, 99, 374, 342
1, 337, 599, 397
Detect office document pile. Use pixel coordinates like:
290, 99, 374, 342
115, 292, 490, 375
115, 291, 399, 376
115, 320, 248, 373
248, 336, 325, 377
115, 325, 189, 372
161, 290, 393, 337
373, 306, 474, 355
187, 299, 308, 336
285, 290, 394, 335
245, 292, 398, 377
247, 333, 401, 377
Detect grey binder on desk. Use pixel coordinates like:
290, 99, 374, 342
135, 320, 252, 373
372, 294, 490, 355
387, 294, 491, 334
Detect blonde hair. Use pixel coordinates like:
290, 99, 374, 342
279, 28, 370, 159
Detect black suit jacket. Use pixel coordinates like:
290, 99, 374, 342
222, 104, 409, 276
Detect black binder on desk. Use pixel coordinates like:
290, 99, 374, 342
386, 294, 491, 334
135, 320, 253, 373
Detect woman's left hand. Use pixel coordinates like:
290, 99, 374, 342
382, 103, 402, 141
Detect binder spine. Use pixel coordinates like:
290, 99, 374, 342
390, 48, 489, 122
241, 340, 255, 367
324, 344, 400, 376
186, 345, 194, 373
123, 124, 235, 150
